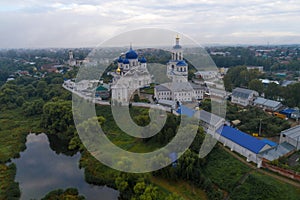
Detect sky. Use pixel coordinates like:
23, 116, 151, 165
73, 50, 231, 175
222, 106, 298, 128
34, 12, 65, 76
0, 0, 300, 48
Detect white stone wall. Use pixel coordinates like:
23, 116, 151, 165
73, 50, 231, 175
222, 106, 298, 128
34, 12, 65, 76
231, 96, 249, 107
193, 89, 204, 100
112, 86, 128, 102
174, 91, 193, 102
280, 134, 300, 150
156, 91, 172, 100
219, 135, 262, 166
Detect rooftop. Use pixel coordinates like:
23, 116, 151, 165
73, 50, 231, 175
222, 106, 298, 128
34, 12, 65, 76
254, 97, 267, 105
280, 108, 296, 115
158, 99, 176, 107
161, 82, 193, 92
232, 87, 256, 99
281, 125, 300, 139
254, 97, 282, 108
197, 109, 224, 126
217, 125, 269, 154
177, 105, 196, 117
260, 142, 295, 161
155, 84, 171, 92
176, 106, 225, 127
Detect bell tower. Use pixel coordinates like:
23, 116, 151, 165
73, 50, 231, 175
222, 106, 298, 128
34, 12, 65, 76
167, 35, 188, 83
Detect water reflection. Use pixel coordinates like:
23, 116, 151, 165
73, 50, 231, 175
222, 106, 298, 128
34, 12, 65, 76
13, 133, 119, 200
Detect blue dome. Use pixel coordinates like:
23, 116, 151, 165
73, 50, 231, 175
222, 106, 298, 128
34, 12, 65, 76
117, 56, 123, 63
176, 60, 187, 66
173, 44, 182, 49
140, 57, 147, 63
125, 48, 138, 59
123, 58, 129, 64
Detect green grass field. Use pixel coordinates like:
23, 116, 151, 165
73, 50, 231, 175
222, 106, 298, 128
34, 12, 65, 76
150, 176, 207, 200
204, 146, 251, 192
230, 172, 300, 200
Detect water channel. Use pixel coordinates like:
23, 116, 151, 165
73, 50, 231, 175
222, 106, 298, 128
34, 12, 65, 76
12, 133, 119, 200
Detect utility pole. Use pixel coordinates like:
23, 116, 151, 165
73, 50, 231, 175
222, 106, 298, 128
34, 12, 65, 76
296, 107, 299, 125
259, 118, 262, 136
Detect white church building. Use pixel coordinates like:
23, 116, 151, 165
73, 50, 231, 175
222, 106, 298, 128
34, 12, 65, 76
154, 36, 205, 103
111, 46, 152, 104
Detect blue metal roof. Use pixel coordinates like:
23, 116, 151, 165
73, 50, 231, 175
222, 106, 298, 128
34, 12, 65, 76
261, 139, 277, 147
177, 105, 195, 117
280, 108, 296, 115
176, 60, 187, 66
217, 126, 267, 154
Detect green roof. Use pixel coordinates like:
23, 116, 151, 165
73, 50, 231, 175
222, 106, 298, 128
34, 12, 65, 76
96, 86, 108, 91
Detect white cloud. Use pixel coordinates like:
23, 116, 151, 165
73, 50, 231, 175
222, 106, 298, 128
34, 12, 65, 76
0, 0, 300, 48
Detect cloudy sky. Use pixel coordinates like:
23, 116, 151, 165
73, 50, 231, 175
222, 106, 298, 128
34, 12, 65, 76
1, 0, 300, 48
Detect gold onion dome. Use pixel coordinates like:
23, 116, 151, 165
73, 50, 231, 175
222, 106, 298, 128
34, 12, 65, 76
116, 67, 121, 73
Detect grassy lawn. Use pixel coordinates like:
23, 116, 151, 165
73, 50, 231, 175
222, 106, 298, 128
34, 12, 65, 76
230, 172, 300, 200
204, 146, 251, 192
96, 105, 165, 153
150, 176, 207, 200
140, 87, 154, 95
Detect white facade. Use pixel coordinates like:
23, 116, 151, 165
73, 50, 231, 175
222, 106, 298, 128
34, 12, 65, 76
280, 125, 300, 150
196, 110, 225, 133
218, 135, 267, 167
74, 80, 100, 91
231, 87, 258, 107
247, 66, 264, 72
111, 47, 151, 104
154, 36, 205, 103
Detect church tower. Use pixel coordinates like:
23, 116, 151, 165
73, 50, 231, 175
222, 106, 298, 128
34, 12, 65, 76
68, 50, 76, 66
69, 50, 74, 60
167, 35, 188, 83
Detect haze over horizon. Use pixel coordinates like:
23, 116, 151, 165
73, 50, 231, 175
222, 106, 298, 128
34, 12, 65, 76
1, 0, 300, 48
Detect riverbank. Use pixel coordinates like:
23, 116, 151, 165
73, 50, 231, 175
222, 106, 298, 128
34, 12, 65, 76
0, 108, 44, 199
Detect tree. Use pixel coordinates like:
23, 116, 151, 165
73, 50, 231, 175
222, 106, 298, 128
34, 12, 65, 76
282, 83, 300, 107
36, 81, 48, 98
223, 66, 247, 91
139, 185, 159, 200
133, 181, 146, 196
41, 188, 85, 200
248, 79, 264, 95
223, 66, 262, 91
115, 175, 129, 193
264, 82, 280, 100
41, 100, 74, 137
133, 94, 140, 102
22, 99, 44, 116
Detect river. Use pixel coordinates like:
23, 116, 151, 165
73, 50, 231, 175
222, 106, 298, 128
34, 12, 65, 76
12, 133, 119, 200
